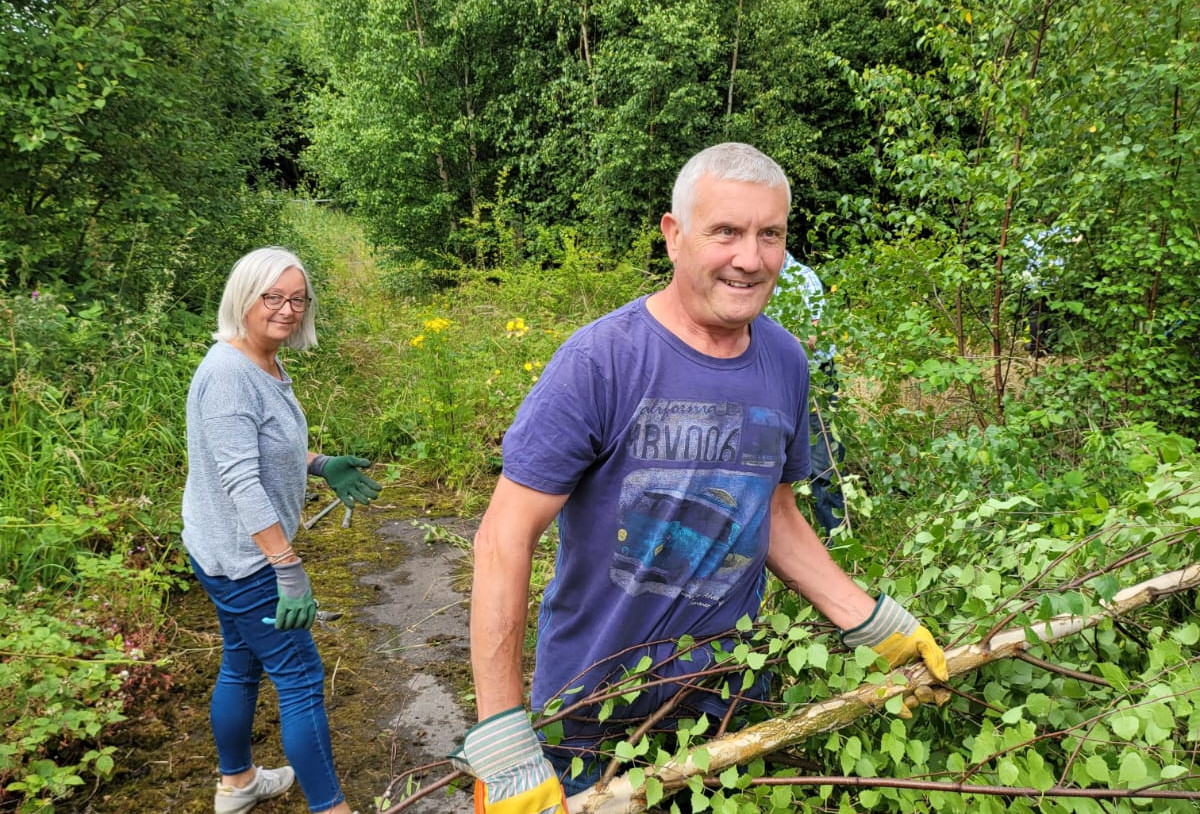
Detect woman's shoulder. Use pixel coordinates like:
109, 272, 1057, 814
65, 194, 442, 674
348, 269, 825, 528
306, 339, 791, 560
189, 343, 258, 401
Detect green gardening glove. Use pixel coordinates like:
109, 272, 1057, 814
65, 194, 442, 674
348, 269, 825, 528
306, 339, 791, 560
272, 559, 317, 630
310, 455, 382, 508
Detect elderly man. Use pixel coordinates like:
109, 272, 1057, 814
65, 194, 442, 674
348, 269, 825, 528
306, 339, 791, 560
452, 143, 947, 813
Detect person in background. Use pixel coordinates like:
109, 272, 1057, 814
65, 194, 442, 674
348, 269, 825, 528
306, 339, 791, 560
770, 252, 846, 537
452, 143, 948, 812
1020, 225, 1079, 357
182, 246, 380, 814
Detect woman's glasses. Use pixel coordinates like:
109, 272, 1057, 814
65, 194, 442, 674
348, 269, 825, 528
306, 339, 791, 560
260, 293, 312, 312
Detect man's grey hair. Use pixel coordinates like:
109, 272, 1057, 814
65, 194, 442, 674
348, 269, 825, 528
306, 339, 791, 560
671, 142, 791, 233
214, 246, 318, 350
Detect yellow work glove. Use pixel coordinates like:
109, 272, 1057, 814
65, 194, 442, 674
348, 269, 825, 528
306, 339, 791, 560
842, 595, 950, 716
449, 707, 569, 814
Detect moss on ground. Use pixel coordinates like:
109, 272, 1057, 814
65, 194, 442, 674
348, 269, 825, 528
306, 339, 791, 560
81, 481, 473, 814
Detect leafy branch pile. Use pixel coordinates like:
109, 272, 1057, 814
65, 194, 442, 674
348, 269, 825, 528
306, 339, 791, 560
382, 424, 1199, 814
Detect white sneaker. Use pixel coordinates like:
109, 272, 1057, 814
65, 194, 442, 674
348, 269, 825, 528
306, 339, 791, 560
214, 765, 295, 814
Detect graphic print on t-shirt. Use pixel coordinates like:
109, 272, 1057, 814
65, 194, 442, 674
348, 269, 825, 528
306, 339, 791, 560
612, 398, 783, 605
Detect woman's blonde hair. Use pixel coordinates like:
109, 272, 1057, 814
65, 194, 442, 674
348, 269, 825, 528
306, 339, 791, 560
214, 246, 317, 350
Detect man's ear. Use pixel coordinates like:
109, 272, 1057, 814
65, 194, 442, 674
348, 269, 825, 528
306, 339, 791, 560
660, 212, 681, 262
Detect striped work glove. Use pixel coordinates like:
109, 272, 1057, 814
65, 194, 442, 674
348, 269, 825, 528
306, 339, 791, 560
842, 594, 949, 718
450, 707, 568, 814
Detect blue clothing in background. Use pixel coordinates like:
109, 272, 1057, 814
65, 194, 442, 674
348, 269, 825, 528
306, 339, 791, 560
1020, 226, 1074, 356
770, 253, 846, 535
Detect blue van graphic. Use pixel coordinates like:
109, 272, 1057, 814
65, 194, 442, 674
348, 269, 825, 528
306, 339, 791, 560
614, 488, 742, 594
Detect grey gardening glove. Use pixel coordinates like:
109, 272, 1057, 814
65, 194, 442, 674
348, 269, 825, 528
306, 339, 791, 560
449, 707, 568, 813
271, 559, 317, 630
310, 454, 382, 508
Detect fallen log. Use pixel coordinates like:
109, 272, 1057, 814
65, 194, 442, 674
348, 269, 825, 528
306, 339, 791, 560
566, 563, 1200, 814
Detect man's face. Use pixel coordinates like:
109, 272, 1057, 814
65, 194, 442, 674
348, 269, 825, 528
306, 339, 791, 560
661, 174, 789, 332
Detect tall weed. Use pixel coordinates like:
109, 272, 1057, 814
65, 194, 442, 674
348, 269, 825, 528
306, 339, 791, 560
1, 288, 203, 588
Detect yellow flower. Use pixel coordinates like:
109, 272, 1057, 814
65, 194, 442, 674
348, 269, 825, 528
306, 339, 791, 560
410, 334, 426, 348
523, 362, 533, 372
425, 317, 452, 333
506, 317, 529, 338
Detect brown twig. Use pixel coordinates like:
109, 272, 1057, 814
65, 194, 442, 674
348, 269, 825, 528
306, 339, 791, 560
707, 774, 1200, 801
1013, 649, 1109, 686
377, 764, 466, 813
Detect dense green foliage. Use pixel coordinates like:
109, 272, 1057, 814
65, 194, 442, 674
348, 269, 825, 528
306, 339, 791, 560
821, 0, 1200, 435
304, 0, 921, 264
0, 0, 309, 306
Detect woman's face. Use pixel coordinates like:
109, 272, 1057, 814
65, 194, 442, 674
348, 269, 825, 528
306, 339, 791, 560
244, 266, 308, 349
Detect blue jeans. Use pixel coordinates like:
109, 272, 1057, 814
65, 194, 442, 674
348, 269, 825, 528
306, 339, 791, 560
809, 362, 845, 536
191, 557, 345, 812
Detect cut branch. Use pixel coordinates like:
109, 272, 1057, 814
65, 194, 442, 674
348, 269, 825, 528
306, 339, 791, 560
566, 564, 1200, 814
705, 775, 1200, 801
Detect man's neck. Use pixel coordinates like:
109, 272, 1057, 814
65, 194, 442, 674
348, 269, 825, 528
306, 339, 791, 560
645, 289, 752, 359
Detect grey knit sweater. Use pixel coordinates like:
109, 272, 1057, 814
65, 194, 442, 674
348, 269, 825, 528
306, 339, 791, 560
181, 342, 308, 580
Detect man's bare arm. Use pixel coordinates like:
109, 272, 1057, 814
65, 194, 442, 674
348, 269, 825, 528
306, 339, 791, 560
470, 475, 569, 720
765, 483, 874, 629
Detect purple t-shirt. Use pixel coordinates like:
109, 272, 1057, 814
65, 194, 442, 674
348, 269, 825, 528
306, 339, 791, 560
501, 297, 810, 746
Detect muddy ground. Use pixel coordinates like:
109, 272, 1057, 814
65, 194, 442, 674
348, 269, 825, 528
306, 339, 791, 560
75, 500, 482, 814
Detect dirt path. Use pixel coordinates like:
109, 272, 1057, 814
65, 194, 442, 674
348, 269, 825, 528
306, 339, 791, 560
354, 516, 477, 813
79, 507, 480, 813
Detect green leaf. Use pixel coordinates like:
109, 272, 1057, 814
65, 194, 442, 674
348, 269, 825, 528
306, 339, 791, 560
1025, 693, 1051, 717
854, 645, 881, 669
1110, 712, 1140, 741
1096, 662, 1130, 692
1117, 751, 1148, 785
997, 758, 1019, 785
541, 720, 564, 745
645, 776, 663, 807
1085, 755, 1110, 783
807, 642, 829, 671
615, 741, 638, 760
1160, 765, 1188, 780
906, 738, 928, 765
1172, 624, 1200, 646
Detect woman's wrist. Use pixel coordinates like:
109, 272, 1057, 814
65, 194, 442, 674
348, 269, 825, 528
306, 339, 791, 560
265, 546, 297, 565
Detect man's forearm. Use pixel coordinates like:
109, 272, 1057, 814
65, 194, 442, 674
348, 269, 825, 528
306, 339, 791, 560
469, 475, 568, 719
767, 484, 875, 629
469, 553, 530, 718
